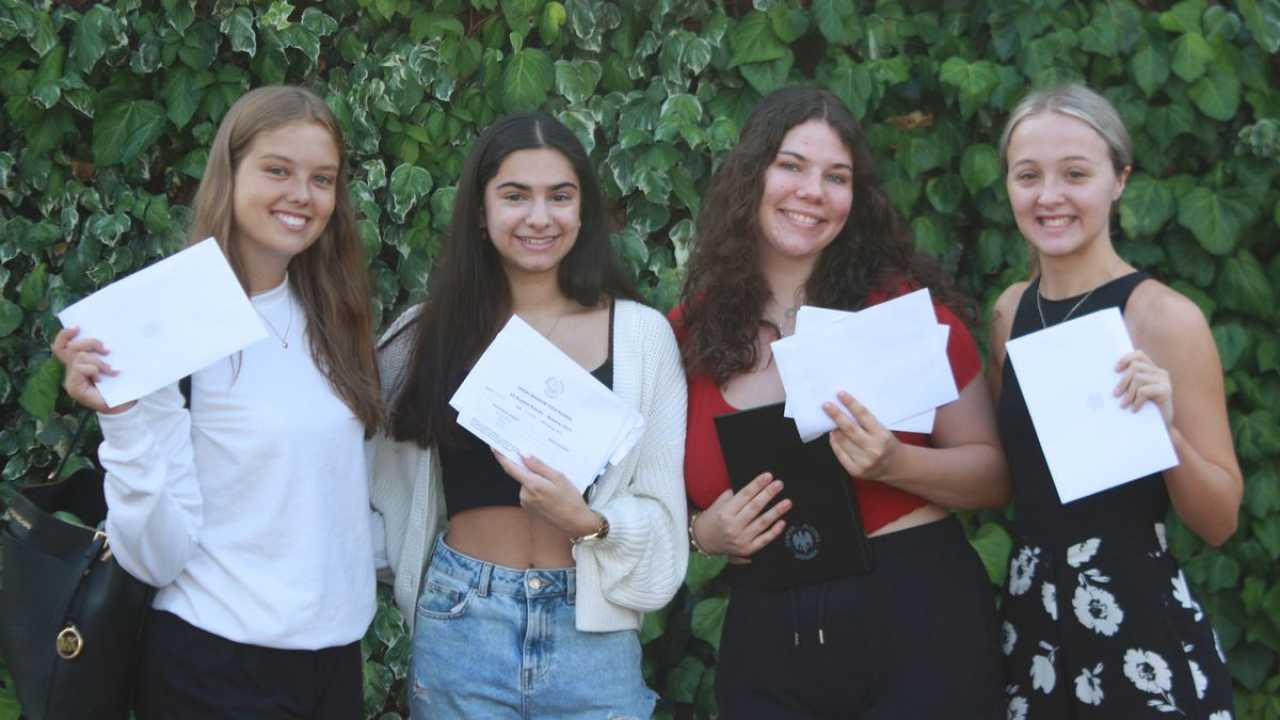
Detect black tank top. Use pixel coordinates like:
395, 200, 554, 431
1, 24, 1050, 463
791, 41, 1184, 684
997, 272, 1168, 545
440, 303, 615, 517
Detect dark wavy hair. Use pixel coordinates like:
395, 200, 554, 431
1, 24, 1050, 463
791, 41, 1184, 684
679, 86, 971, 384
391, 111, 637, 449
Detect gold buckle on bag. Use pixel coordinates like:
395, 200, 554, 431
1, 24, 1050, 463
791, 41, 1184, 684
55, 625, 84, 660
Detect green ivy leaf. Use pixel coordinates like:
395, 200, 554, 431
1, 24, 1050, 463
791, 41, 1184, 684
261, 1, 295, 31
1217, 251, 1274, 318
926, 175, 963, 214
1228, 642, 1276, 691
767, 3, 810, 43
1245, 463, 1280, 519
69, 6, 122, 74
1239, 0, 1280, 54
1189, 66, 1242, 121
0, 300, 22, 337
639, 604, 667, 645
828, 56, 872, 119
691, 597, 728, 652
1120, 174, 1176, 238
502, 48, 554, 112
1213, 322, 1250, 371
19, 357, 62, 421
1258, 334, 1280, 375
911, 215, 947, 259
959, 143, 1000, 195
1170, 32, 1213, 83
220, 8, 257, 57
387, 164, 434, 225
162, 67, 208, 130
1235, 410, 1280, 461
812, 0, 858, 46
1177, 187, 1254, 255
939, 57, 999, 119
729, 12, 788, 68
1130, 42, 1170, 97
1159, 0, 1207, 34
93, 100, 167, 167
300, 7, 338, 37
19, 262, 48, 311
664, 657, 706, 703
684, 549, 727, 595
539, 1, 567, 44
162, 0, 195, 34
553, 59, 601, 105
970, 521, 1013, 586
738, 50, 793, 97
1146, 104, 1197, 149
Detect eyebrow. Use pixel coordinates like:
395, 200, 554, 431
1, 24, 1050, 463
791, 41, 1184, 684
495, 181, 580, 191
1011, 155, 1097, 167
778, 150, 853, 172
258, 154, 339, 172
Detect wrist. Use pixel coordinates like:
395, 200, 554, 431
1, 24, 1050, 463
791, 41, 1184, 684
688, 511, 712, 556
569, 510, 609, 545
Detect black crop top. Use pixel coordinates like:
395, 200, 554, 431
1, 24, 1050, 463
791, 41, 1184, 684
996, 272, 1169, 546
440, 303, 615, 517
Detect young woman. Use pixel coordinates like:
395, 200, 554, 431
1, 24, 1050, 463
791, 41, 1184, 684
674, 86, 1008, 718
368, 111, 687, 719
991, 83, 1242, 718
51, 86, 382, 718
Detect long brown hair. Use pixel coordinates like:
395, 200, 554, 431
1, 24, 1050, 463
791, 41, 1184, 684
188, 85, 382, 433
679, 86, 970, 384
390, 112, 637, 449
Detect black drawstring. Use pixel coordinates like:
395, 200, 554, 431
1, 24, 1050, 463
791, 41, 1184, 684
816, 583, 828, 645
787, 584, 831, 647
788, 587, 800, 647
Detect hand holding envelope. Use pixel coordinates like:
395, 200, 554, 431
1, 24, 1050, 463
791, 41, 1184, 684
771, 288, 958, 442
449, 316, 645, 492
56, 238, 268, 408
1005, 307, 1178, 503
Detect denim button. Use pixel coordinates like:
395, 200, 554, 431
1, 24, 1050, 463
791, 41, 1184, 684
528, 576, 545, 591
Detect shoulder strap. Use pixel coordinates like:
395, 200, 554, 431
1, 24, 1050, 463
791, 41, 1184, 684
179, 375, 192, 409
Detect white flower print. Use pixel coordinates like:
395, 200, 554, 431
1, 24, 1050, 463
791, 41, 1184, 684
1072, 584, 1125, 637
1214, 629, 1226, 663
1074, 663, 1104, 706
1188, 657, 1207, 700
1067, 537, 1101, 568
1007, 695, 1028, 720
1031, 642, 1057, 694
1008, 546, 1039, 596
1154, 522, 1168, 551
1001, 621, 1018, 656
1123, 648, 1173, 694
1170, 570, 1204, 621
1208, 712, 1233, 720
1041, 581, 1058, 620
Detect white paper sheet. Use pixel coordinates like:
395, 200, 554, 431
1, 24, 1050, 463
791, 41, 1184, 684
449, 316, 644, 491
1005, 307, 1178, 503
791, 300, 942, 434
57, 238, 267, 408
773, 289, 957, 441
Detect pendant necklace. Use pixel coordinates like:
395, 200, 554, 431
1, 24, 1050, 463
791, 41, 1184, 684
258, 299, 293, 349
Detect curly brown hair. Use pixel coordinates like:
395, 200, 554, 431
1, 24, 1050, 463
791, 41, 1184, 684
678, 86, 971, 384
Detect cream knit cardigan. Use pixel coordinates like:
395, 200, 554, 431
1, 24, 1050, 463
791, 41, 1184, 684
368, 299, 689, 632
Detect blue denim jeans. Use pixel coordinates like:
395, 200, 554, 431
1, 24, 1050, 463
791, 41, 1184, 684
410, 537, 658, 719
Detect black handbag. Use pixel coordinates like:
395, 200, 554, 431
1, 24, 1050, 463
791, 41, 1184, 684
0, 379, 188, 719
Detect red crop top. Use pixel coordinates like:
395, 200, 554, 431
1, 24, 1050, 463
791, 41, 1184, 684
670, 289, 981, 535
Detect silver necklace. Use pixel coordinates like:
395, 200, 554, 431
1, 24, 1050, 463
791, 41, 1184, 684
1035, 283, 1096, 329
258, 300, 293, 349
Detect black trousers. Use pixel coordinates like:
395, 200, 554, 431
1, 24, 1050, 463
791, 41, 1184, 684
135, 610, 362, 720
716, 516, 1004, 720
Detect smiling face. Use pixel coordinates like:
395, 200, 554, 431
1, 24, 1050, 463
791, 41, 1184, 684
483, 147, 581, 279
1005, 112, 1129, 262
755, 119, 854, 265
231, 120, 339, 292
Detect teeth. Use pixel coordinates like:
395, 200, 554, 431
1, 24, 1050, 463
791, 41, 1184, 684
519, 236, 556, 247
781, 210, 820, 226
275, 212, 306, 229
1040, 216, 1073, 227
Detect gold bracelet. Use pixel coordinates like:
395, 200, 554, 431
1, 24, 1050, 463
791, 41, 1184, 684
688, 510, 711, 556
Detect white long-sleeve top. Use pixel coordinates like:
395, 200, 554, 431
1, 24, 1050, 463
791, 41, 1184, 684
98, 278, 375, 650
369, 299, 689, 632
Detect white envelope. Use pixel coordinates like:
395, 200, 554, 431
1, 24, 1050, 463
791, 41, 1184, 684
449, 316, 644, 491
57, 238, 267, 407
1005, 307, 1178, 503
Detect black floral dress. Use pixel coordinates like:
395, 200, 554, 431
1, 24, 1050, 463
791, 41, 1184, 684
997, 274, 1234, 719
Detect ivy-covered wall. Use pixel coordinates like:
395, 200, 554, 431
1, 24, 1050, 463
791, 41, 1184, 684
0, 0, 1277, 717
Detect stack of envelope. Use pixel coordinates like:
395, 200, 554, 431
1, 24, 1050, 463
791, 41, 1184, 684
771, 288, 957, 442
450, 316, 645, 491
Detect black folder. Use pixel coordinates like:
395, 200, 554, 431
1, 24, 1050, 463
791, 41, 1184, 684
714, 402, 874, 590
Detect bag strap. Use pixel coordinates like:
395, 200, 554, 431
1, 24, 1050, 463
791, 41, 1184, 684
47, 376, 193, 482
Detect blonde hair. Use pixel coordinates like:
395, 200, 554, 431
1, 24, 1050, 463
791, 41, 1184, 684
999, 83, 1133, 174
187, 86, 382, 432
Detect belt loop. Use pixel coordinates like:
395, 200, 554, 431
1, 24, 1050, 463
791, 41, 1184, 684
477, 562, 493, 598
566, 570, 576, 605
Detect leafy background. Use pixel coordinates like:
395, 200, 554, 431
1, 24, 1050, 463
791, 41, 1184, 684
0, 0, 1277, 717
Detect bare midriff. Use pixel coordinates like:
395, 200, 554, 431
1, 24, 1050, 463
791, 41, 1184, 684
445, 507, 576, 568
